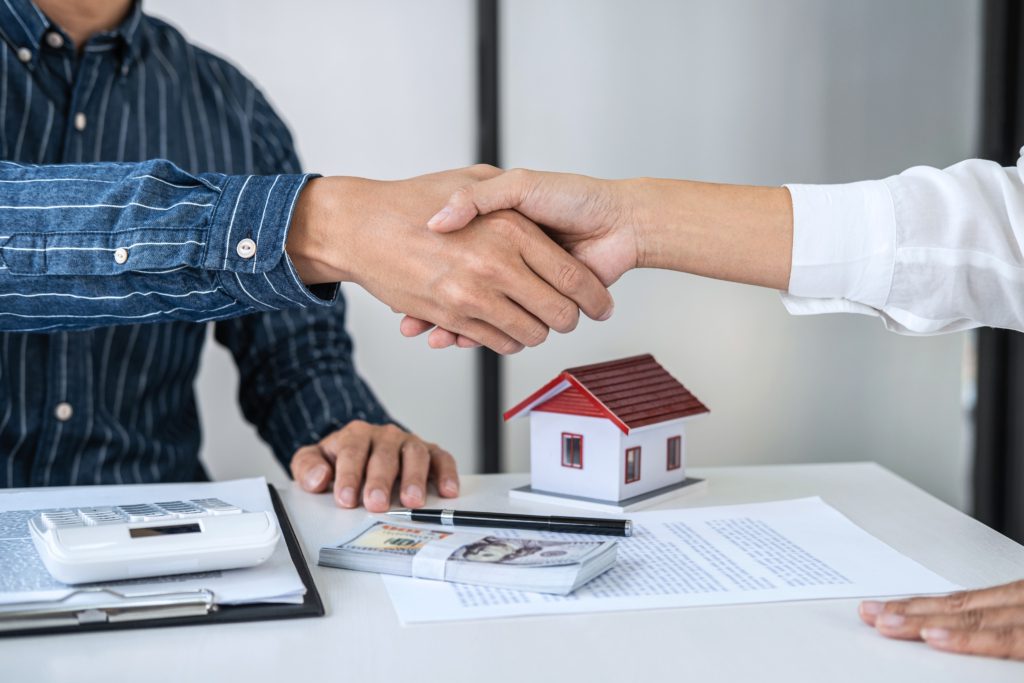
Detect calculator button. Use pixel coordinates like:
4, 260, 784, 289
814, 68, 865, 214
154, 501, 206, 517
77, 507, 127, 525
116, 503, 170, 522
191, 498, 242, 515
39, 510, 85, 529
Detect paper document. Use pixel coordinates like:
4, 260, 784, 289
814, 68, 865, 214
381, 497, 959, 623
0, 477, 305, 606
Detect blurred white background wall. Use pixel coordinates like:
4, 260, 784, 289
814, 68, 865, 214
147, 0, 980, 509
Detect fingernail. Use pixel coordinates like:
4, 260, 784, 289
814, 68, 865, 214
598, 302, 614, 321
877, 613, 906, 628
860, 601, 884, 617
921, 628, 951, 644
304, 465, 329, 490
405, 484, 424, 505
339, 486, 356, 507
367, 488, 388, 509
427, 207, 451, 228
442, 478, 459, 496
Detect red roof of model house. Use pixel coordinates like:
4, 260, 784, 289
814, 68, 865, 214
504, 354, 709, 434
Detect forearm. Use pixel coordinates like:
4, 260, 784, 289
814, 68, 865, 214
626, 178, 793, 290
0, 159, 328, 331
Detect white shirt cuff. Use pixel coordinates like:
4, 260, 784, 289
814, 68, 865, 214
783, 180, 898, 309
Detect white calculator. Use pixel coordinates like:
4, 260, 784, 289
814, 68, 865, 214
28, 498, 281, 585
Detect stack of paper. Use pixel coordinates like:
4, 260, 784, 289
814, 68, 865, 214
380, 497, 960, 624
0, 477, 305, 607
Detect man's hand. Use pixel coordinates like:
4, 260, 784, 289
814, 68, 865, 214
286, 166, 614, 354
859, 580, 1024, 660
289, 421, 459, 512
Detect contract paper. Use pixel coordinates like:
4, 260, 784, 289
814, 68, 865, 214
0, 477, 305, 606
381, 497, 959, 623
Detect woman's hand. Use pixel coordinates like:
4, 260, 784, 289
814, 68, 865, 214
860, 580, 1024, 660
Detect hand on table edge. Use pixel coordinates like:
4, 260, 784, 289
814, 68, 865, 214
860, 580, 1024, 660
289, 420, 459, 512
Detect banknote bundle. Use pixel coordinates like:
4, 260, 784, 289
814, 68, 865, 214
318, 521, 618, 595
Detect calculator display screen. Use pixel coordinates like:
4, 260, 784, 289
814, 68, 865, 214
129, 523, 202, 538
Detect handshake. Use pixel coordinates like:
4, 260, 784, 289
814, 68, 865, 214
287, 166, 651, 354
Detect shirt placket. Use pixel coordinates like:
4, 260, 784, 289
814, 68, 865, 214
30, 41, 116, 485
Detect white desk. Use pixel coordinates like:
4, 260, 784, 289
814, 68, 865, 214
5, 462, 1024, 681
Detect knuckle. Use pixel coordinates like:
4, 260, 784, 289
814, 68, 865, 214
992, 627, 1018, 657
551, 299, 580, 333
556, 261, 584, 293
945, 592, 971, 612
497, 337, 524, 355
524, 324, 549, 347
470, 163, 498, 178
958, 609, 987, 631
883, 602, 908, 616
439, 280, 477, 312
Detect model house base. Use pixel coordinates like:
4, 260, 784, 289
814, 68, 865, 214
509, 477, 707, 514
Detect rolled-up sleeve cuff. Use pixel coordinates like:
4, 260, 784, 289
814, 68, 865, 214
210, 172, 337, 310
780, 180, 898, 317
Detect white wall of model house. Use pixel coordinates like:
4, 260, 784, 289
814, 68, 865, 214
527, 411, 692, 502
618, 418, 691, 501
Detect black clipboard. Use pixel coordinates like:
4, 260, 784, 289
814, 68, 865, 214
0, 484, 324, 638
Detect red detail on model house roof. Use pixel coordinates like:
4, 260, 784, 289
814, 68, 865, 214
534, 384, 608, 418
504, 354, 709, 434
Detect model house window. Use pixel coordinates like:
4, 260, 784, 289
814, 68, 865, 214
625, 447, 641, 483
561, 433, 583, 468
667, 436, 681, 470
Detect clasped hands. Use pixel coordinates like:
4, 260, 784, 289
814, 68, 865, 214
288, 165, 633, 356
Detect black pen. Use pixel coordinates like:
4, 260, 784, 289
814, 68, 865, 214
385, 508, 632, 537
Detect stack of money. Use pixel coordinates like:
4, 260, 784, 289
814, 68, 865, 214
319, 521, 617, 595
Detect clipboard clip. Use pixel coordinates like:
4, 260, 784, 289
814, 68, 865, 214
0, 587, 216, 632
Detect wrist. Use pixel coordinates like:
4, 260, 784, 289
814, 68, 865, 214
287, 176, 371, 285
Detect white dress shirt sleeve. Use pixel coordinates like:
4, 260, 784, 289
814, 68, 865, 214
782, 148, 1024, 335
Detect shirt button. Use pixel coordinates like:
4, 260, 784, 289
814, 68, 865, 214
113, 247, 129, 265
16, 47, 31, 63
235, 238, 256, 259
44, 32, 64, 49
54, 402, 73, 422
73, 112, 87, 131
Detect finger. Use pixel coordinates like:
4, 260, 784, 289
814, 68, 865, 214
362, 425, 405, 512
503, 264, 582, 335
881, 581, 1024, 617
428, 445, 460, 497
290, 445, 334, 493
455, 334, 480, 348
427, 327, 459, 348
519, 226, 614, 322
448, 316, 526, 355
319, 422, 372, 508
400, 316, 435, 337
875, 606, 1024, 641
398, 441, 431, 508
427, 172, 532, 233
922, 625, 1024, 660
470, 293, 552, 348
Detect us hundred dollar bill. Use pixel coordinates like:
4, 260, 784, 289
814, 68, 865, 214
340, 521, 601, 567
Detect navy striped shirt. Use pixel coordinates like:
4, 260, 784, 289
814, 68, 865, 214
0, 0, 392, 487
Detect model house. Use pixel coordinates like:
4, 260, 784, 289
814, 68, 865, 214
504, 354, 709, 510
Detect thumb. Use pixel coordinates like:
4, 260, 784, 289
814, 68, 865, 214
426, 170, 533, 233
